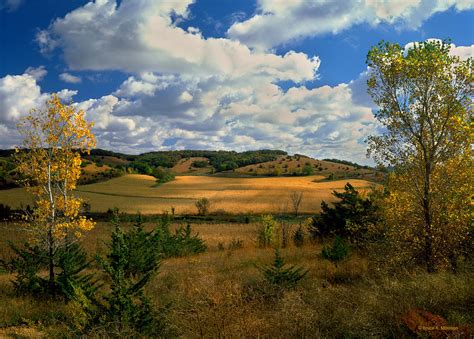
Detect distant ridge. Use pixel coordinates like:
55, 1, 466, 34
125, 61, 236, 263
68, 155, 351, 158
0, 148, 383, 190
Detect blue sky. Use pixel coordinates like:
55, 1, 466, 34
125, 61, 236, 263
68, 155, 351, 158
0, 0, 473, 163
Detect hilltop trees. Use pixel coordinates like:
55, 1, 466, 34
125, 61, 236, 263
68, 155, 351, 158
366, 40, 473, 271
15, 94, 96, 294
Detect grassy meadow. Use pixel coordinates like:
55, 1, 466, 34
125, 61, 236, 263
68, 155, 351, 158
0, 156, 471, 337
0, 174, 375, 214
0, 219, 472, 337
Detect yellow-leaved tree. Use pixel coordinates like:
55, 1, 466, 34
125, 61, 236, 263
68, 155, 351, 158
366, 40, 473, 272
15, 94, 96, 292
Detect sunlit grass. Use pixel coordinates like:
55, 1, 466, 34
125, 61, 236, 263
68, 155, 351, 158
0, 174, 375, 214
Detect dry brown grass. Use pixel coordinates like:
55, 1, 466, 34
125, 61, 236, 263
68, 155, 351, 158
0, 174, 375, 214
79, 162, 111, 181
0, 219, 472, 337
172, 157, 212, 175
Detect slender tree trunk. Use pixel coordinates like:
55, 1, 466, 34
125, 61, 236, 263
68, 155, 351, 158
422, 159, 435, 272
47, 157, 56, 294
48, 228, 55, 295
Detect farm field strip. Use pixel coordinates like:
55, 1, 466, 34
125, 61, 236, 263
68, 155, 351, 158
74, 188, 196, 200
0, 174, 376, 214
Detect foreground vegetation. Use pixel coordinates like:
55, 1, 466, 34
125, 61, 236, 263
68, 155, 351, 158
0, 217, 472, 337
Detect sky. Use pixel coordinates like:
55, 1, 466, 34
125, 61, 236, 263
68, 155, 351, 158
0, 0, 473, 164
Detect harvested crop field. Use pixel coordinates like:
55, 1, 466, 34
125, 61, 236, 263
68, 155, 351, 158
0, 174, 375, 214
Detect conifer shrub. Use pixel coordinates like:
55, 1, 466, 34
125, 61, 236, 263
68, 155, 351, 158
93, 219, 171, 337
310, 183, 381, 245
1, 241, 47, 296
153, 214, 207, 258
123, 213, 162, 278
321, 236, 350, 265
243, 249, 309, 301
56, 243, 99, 301
261, 249, 308, 289
1, 241, 96, 301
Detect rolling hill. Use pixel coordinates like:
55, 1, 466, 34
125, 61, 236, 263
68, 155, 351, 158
0, 148, 385, 191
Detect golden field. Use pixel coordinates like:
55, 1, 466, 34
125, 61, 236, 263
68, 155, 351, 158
0, 174, 375, 214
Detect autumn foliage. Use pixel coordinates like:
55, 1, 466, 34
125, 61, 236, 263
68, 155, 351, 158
367, 40, 473, 271
15, 94, 96, 292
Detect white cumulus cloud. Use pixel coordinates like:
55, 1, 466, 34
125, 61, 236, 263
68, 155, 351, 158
9, 0, 470, 163
227, 0, 474, 50
59, 72, 82, 84
0, 72, 48, 123
25, 66, 47, 81
0, 70, 79, 148
37, 0, 319, 82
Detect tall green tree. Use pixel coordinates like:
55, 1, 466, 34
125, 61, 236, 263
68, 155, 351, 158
366, 40, 473, 271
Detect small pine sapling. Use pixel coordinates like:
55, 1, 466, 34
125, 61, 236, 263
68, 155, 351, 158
261, 249, 308, 288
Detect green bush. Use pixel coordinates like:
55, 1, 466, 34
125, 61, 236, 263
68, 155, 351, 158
260, 249, 308, 288
56, 243, 99, 301
152, 166, 175, 184
195, 198, 210, 215
150, 213, 207, 258
257, 215, 276, 248
1, 241, 47, 296
302, 164, 315, 176
94, 218, 169, 336
157, 223, 207, 258
191, 160, 208, 168
322, 236, 350, 265
123, 214, 163, 279
129, 161, 153, 175
293, 225, 305, 247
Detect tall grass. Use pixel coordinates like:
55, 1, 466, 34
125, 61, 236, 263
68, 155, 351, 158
0, 220, 472, 337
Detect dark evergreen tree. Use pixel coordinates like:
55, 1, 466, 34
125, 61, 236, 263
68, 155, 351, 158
2, 240, 95, 301
310, 183, 380, 242
56, 242, 99, 301
124, 213, 162, 279
95, 214, 165, 336
321, 236, 350, 265
1, 241, 47, 296
261, 249, 308, 288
